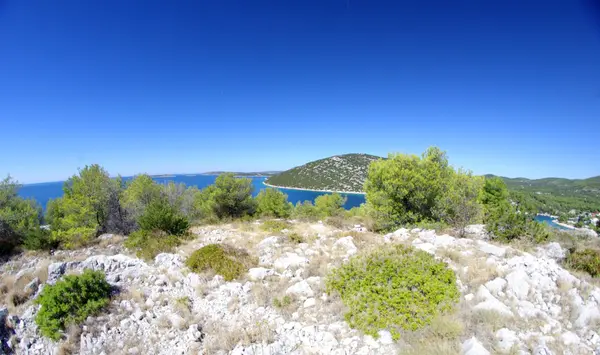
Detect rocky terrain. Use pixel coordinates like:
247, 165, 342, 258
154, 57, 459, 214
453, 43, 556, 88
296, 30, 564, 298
265, 154, 381, 193
2, 221, 600, 354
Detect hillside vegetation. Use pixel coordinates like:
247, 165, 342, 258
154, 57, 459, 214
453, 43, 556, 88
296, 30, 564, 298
487, 175, 600, 214
265, 153, 382, 192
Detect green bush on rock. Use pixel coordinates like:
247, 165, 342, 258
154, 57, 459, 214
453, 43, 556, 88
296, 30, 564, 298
186, 244, 257, 281
326, 245, 459, 340
35, 269, 112, 340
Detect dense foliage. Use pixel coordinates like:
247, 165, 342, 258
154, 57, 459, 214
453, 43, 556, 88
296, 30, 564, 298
0, 176, 43, 254
255, 188, 292, 218
481, 177, 549, 243
186, 244, 257, 281
314, 193, 346, 218
566, 249, 600, 277
35, 270, 112, 340
364, 147, 481, 232
266, 153, 381, 192
194, 173, 256, 220
326, 245, 459, 340
46, 165, 130, 248
487, 174, 600, 215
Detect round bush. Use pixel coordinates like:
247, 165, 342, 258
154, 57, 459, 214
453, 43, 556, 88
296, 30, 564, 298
326, 245, 459, 340
35, 269, 112, 340
186, 244, 257, 281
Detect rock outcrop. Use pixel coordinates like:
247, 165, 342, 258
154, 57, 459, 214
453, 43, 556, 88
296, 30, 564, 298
1, 223, 600, 354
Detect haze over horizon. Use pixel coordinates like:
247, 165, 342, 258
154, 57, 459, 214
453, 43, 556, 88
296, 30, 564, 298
1, 1, 599, 184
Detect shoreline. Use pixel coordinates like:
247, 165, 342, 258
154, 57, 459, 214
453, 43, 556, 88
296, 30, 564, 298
551, 219, 576, 230
263, 182, 366, 195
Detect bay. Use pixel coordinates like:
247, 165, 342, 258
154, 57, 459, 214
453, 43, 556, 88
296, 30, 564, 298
18, 175, 366, 210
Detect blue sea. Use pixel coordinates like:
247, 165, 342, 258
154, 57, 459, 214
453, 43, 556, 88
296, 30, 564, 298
534, 215, 571, 230
18, 175, 366, 211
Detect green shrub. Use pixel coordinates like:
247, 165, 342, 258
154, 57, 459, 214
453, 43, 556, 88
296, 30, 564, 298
186, 244, 257, 281
256, 188, 292, 218
326, 245, 459, 340
0, 176, 43, 254
567, 249, 600, 277
124, 230, 181, 260
35, 269, 112, 340
314, 193, 346, 218
288, 232, 304, 244
22, 228, 58, 251
292, 201, 320, 220
260, 220, 290, 233
194, 174, 256, 220
273, 295, 292, 308
138, 199, 189, 236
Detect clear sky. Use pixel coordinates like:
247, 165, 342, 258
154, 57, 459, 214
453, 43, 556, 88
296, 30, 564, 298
1, 1, 599, 183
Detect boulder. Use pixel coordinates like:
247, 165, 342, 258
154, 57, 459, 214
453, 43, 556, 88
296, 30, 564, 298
505, 269, 530, 300
495, 328, 518, 352
286, 280, 314, 299
536, 242, 566, 262
462, 337, 490, 355
332, 236, 358, 256
274, 253, 308, 270
248, 267, 275, 281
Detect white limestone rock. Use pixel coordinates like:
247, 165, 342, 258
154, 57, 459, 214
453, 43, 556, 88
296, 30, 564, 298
462, 337, 490, 355
274, 252, 309, 270
286, 280, 314, 299
496, 328, 518, 353
332, 236, 358, 256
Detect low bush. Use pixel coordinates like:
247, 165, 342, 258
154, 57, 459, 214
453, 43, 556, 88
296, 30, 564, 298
22, 228, 58, 251
138, 199, 189, 236
35, 269, 112, 340
326, 245, 459, 340
260, 220, 290, 233
186, 244, 257, 281
287, 232, 304, 244
124, 230, 181, 260
566, 249, 600, 277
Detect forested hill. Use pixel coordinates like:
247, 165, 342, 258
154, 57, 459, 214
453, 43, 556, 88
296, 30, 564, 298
486, 175, 600, 213
265, 154, 382, 193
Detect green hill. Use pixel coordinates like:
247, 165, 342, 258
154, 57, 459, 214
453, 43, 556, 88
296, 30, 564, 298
265, 153, 382, 193
486, 175, 600, 214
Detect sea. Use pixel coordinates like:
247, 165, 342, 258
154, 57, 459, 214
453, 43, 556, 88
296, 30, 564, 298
18, 175, 366, 211
533, 214, 572, 231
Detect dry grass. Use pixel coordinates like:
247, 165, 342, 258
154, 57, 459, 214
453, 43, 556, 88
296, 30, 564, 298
57, 324, 82, 355
438, 247, 464, 264
250, 283, 271, 307
203, 319, 275, 354
303, 251, 331, 278
400, 314, 463, 355
1, 270, 39, 312
460, 257, 499, 287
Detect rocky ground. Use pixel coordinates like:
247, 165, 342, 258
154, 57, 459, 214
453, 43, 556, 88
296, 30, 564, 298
1, 221, 600, 355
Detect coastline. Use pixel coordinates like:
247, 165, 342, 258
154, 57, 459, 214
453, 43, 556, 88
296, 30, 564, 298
263, 182, 366, 195
551, 219, 576, 230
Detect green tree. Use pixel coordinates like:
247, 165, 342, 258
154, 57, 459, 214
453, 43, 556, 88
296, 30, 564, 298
292, 201, 320, 220
137, 198, 189, 236
0, 176, 43, 254
364, 147, 452, 231
435, 169, 484, 235
47, 165, 127, 247
314, 193, 346, 218
256, 188, 292, 218
122, 174, 162, 219
195, 173, 256, 220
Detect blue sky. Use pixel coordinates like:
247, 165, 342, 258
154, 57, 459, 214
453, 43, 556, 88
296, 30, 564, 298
1, 1, 599, 183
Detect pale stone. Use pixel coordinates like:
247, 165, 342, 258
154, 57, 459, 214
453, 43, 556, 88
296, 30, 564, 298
462, 336, 490, 355
496, 328, 518, 352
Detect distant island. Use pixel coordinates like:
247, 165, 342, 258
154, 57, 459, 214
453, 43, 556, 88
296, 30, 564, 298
265, 153, 382, 193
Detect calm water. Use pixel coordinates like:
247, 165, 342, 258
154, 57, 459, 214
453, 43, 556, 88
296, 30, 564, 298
18, 175, 366, 210
534, 215, 571, 230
